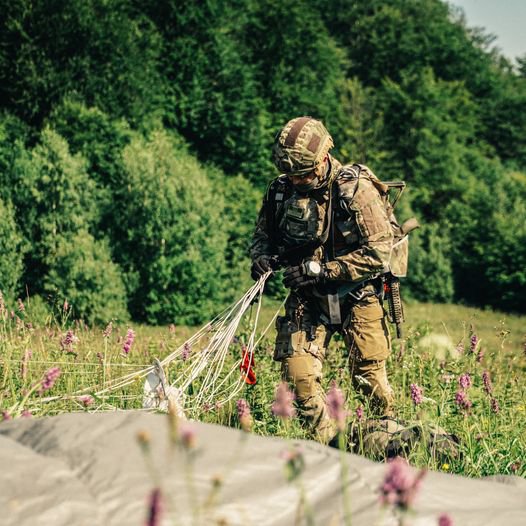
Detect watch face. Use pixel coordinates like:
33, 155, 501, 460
307, 261, 322, 276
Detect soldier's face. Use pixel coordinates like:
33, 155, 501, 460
288, 158, 327, 187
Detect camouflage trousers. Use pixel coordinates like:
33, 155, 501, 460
274, 292, 394, 444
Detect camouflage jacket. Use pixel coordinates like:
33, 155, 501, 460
250, 156, 393, 284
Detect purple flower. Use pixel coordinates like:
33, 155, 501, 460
179, 424, 197, 450
490, 397, 500, 414
438, 513, 453, 526
102, 321, 113, 339
458, 373, 471, 391
60, 330, 79, 352
122, 328, 135, 355
21, 410, 32, 418
281, 446, 305, 482
272, 382, 296, 419
78, 395, 94, 407
355, 405, 364, 422
454, 390, 472, 412
380, 457, 427, 510
470, 334, 480, 353
326, 382, 348, 431
2, 411, 11, 421
236, 398, 252, 432
40, 367, 61, 393
482, 370, 493, 395
145, 487, 163, 526
410, 383, 424, 405
181, 342, 191, 361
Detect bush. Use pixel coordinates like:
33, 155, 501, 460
0, 197, 25, 298
44, 231, 128, 325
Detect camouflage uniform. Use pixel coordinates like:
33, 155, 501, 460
250, 117, 395, 443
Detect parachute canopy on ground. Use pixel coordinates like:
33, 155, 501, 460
1, 412, 525, 525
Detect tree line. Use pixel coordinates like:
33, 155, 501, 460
1, 0, 525, 324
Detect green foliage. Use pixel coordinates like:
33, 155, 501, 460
406, 224, 454, 303
0, 198, 25, 298
44, 231, 129, 325
115, 130, 232, 324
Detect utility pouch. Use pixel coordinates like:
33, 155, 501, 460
274, 316, 302, 361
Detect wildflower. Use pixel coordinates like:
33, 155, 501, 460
102, 321, 113, 339
271, 381, 296, 419
490, 397, 500, 414
438, 513, 454, 526
2, 411, 11, 421
281, 446, 305, 482
63, 299, 69, 312
122, 328, 135, 355
202, 402, 212, 413
0, 291, 6, 318
458, 373, 471, 391
20, 349, 32, 381
441, 463, 450, 471
78, 395, 94, 407
179, 424, 197, 450
39, 367, 61, 393
379, 456, 427, 511
236, 398, 252, 432
410, 383, 424, 406
326, 382, 347, 431
60, 330, 79, 352
145, 488, 163, 526
21, 410, 32, 418
482, 370, 493, 395
470, 334, 480, 353
510, 462, 521, 473
17, 298, 25, 312
181, 342, 191, 361
355, 405, 364, 422
454, 390, 472, 412
476, 347, 484, 363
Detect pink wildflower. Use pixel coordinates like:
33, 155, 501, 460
490, 397, 500, 414
102, 321, 113, 339
327, 382, 347, 431
281, 446, 305, 481
78, 395, 94, 407
470, 334, 480, 353
236, 398, 252, 432
21, 410, 32, 418
181, 342, 191, 361
458, 373, 471, 391
380, 457, 427, 510
482, 370, 493, 395
145, 487, 163, 526
355, 405, 364, 422
40, 366, 61, 393
410, 383, 424, 405
122, 328, 135, 355
438, 513, 453, 526
60, 330, 79, 352
2, 411, 11, 421
179, 425, 197, 450
454, 390, 472, 412
271, 381, 296, 419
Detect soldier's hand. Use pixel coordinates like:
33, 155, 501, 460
251, 255, 279, 280
283, 261, 325, 289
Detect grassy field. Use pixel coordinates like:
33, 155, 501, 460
1, 296, 525, 479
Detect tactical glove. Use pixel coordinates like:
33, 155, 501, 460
251, 255, 279, 280
283, 261, 326, 289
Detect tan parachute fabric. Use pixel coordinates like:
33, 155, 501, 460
1, 411, 526, 526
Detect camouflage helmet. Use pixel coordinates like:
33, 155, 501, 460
272, 116, 334, 176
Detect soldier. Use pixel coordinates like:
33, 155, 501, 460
250, 116, 395, 444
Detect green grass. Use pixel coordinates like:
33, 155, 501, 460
1, 297, 525, 479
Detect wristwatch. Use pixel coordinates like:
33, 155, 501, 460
304, 260, 323, 277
